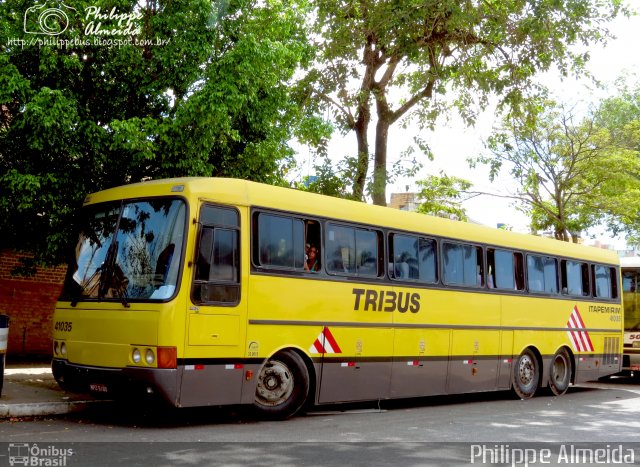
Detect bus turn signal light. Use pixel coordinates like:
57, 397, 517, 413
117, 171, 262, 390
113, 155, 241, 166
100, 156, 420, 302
157, 346, 177, 369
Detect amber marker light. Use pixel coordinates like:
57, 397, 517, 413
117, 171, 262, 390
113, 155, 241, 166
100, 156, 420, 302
157, 346, 177, 369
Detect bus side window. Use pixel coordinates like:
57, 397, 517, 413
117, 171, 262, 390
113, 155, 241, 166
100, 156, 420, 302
326, 224, 355, 273
592, 264, 618, 299
514, 252, 525, 291
255, 213, 305, 269
389, 234, 437, 283
442, 242, 482, 287
527, 254, 558, 294
356, 229, 380, 276
418, 237, 437, 283
392, 234, 415, 279
561, 260, 589, 297
488, 248, 516, 290
475, 247, 484, 286
326, 223, 381, 277
612, 267, 619, 299
581, 262, 591, 296
304, 220, 321, 272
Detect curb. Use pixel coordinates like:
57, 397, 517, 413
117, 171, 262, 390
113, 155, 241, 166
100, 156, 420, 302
0, 399, 105, 418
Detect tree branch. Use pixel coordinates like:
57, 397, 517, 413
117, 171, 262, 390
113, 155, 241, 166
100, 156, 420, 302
316, 92, 356, 129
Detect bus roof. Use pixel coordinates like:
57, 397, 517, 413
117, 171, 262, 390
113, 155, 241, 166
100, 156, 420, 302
85, 177, 620, 265
620, 256, 640, 268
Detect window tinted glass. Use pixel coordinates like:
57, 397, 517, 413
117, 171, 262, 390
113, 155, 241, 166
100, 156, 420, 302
201, 205, 239, 227
443, 242, 481, 287
195, 228, 214, 281
594, 265, 615, 299
258, 214, 304, 269
563, 260, 589, 296
356, 229, 378, 276
392, 234, 416, 279
494, 249, 515, 290
391, 234, 437, 283
210, 229, 237, 282
326, 224, 356, 273
419, 238, 437, 283
194, 230, 238, 284
193, 205, 240, 304
326, 224, 380, 276
527, 255, 558, 294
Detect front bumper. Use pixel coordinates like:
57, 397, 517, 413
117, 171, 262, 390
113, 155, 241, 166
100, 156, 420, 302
52, 358, 179, 406
623, 346, 640, 372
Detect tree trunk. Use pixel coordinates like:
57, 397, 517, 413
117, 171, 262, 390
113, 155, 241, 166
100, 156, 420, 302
370, 88, 393, 207
372, 115, 390, 206
353, 110, 370, 201
554, 226, 570, 242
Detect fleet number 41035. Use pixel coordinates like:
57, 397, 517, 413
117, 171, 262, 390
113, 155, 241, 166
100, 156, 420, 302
54, 321, 73, 332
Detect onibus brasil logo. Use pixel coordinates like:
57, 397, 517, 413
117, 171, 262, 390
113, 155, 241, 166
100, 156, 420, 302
8, 443, 74, 466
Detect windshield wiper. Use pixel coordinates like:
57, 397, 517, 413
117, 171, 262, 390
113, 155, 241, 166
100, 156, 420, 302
97, 241, 130, 308
97, 241, 117, 299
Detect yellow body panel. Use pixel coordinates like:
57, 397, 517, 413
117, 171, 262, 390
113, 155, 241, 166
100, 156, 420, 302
54, 304, 159, 367
52, 177, 622, 407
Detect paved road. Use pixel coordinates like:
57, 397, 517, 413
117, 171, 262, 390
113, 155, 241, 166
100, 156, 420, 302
1, 377, 639, 465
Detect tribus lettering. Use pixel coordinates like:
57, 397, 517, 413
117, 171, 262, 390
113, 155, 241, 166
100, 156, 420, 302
352, 288, 420, 313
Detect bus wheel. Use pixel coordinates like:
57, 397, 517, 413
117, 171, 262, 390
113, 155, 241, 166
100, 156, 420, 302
254, 350, 310, 419
512, 348, 539, 399
549, 348, 571, 396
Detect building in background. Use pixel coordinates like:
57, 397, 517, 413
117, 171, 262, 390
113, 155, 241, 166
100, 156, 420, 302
0, 250, 65, 358
388, 192, 419, 212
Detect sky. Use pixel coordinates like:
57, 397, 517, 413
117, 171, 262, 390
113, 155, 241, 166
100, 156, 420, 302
295, 9, 640, 246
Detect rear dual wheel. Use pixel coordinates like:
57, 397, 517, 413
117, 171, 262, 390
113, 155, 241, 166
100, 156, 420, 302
513, 347, 572, 399
548, 348, 572, 396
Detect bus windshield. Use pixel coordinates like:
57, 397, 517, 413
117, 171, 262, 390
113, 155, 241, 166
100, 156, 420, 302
61, 198, 186, 304
622, 270, 640, 331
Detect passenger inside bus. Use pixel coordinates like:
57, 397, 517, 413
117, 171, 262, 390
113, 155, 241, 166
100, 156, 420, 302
305, 245, 320, 272
304, 220, 321, 272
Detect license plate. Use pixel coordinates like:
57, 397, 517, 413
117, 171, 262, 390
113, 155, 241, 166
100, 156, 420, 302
89, 383, 109, 393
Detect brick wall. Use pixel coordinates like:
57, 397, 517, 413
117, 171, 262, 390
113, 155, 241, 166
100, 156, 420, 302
0, 249, 67, 357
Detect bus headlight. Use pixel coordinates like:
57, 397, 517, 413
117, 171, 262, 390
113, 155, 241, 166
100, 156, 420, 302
60, 342, 67, 358
145, 348, 155, 365
53, 341, 59, 355
132, 348, 141, 364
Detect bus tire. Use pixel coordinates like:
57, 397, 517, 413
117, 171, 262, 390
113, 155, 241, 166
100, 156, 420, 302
512, 348, 539, 399
253, 349, 310, 419
548, 348, 571, 396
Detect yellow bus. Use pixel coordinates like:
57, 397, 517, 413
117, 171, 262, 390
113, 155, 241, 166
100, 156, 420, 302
52, 178, 623, 418
620, 256, 640, 376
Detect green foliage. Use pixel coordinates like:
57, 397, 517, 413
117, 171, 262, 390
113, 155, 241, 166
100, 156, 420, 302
471, 94, 640, 242
415, 173, 472, 221
296, 156, 356, 199
597, 77, 640, 151
305, 0, 627, 205
595, 79, 640, 244
0, 0, 312, 263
